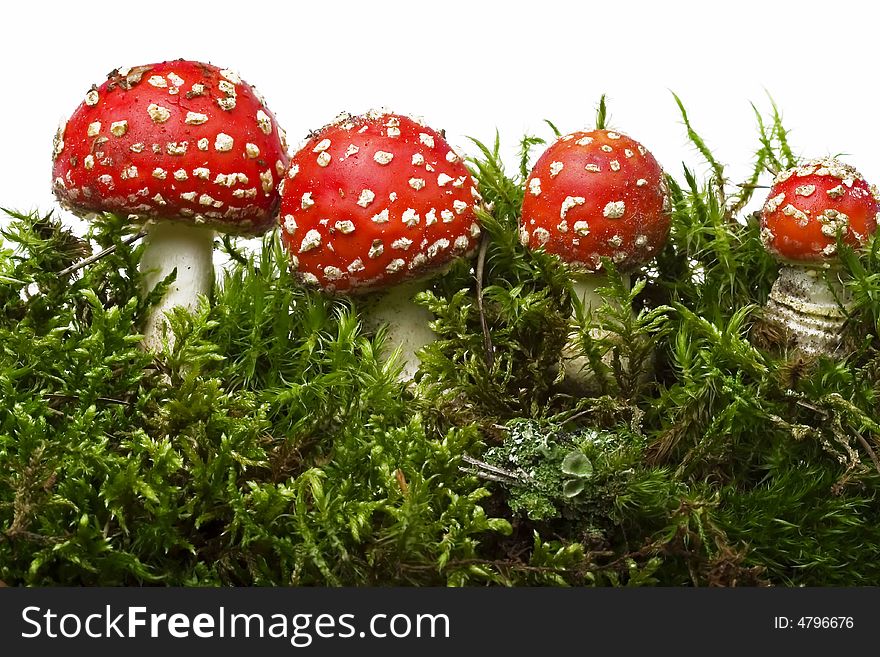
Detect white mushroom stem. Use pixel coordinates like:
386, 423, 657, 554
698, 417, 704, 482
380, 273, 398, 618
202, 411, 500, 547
764, 265, 851, 356
360, 279, 436, 383
563, 271, 631, 384
140, 222, 216, 351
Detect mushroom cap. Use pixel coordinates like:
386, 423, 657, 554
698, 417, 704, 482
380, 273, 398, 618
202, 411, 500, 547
519, 129, 670, 273
278, 110, 481, 293
760, 158, 879, 263
52, 60, 290, 236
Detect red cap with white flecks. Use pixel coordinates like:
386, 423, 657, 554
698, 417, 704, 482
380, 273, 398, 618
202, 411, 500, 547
278, 110, 482, 293
760, 158, 879, 262
520, 129, 670, 272
52, 60, 289, 235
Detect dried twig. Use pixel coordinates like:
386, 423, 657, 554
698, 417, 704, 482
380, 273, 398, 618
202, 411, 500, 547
58, 231, 147, 277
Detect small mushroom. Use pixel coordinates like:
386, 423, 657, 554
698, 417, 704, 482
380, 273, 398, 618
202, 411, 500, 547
52, 60, 290, 350
519, 128, 670, 381
759, 157, 879, 356
278, 110, 481, 381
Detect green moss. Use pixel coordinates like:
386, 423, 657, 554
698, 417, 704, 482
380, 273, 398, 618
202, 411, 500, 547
1, 97, 879, 586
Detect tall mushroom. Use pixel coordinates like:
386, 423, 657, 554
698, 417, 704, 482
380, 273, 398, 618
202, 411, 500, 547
519, 128, 670, 381
759, 157, 879, 356
52, 60, 290, 350
278, 110, 481, 382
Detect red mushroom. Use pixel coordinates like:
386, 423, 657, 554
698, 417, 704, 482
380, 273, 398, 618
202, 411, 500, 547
520, 128, 670, 379
52, 60, 289, 350
760, 157, 879, 355
278, 110, 481, 381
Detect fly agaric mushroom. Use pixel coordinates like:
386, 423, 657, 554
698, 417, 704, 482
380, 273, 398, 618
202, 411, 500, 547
520, 128, 670, 380
278, 110, 481, 381
759, 157, 879, 356
52, 60, 289, 350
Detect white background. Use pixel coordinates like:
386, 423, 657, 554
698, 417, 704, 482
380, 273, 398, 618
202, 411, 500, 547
2, 0, 879, 233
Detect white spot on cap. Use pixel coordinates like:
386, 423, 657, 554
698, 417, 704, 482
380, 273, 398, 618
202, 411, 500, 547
245, 143, 261, 159
453, 200, 468, 214
636, 178, 648, 187
317, 152, 332, 167
85, 89, 99, 106
402, 208, 420, 227
610, 160, 620, 172
335, 220, 355, 234
84, 155, 95, 170
425, 208, 438, 225
185, 112, 209, 125
624, 149, 634, 158
606, 132, 621, 139
387, 127, 401, 137
392, 237, 414, 250
357, 189, 376, 207
386, 258, 405, 273
412, 153, 425, 166
299, 229, 322, 252
409, 178, 426, 191
573, 221, 590, 236
441, 209, 454, 223
345, 144, 359, 157
372, 208, 390, 223
215, 133, 234, 151
220, 69, 241, 84
549, 161, 564, 178
782, 204, 810, 226
454, 235, 470, 252
120, 165, 138, 180
288, 164, 300, 179
795, 184, 816, 197
173, 169, 188, 181
147, 104, 171, 124
576, 136, 593, 146
180, 191, 197, 202
603, 200, 625, 219
167, 72, 184, 87
301, 192, 315, 210
369, 240, 384, 259
87, 122, 102, 137
167, 142, 188, 156
533, 227, 550, 246
284, 214, 298, 234
419, 133, 435, 148
827, 184, 845, 199
110, 120, 128, 137
313, 139, 331, 153
374, 151, 394, 165
601, 144, 613, 153
437, 173, 454, 187
446, 151, 460, 163
529, 178, 542, 196
196, 138, 209, 151
324, 266, 344, 281
193, 167, 210, 180
585, 164, 601, 173
152, 167, 167, 179
561, 196, 586, 220
469, 222, 481, 238
260, 170, 274, 193
348, 258, 365, 273
256, 110, 272, 135
427, 238, 450, 258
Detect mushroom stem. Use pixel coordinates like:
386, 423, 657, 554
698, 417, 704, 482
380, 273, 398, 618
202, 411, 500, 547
140, 221, 215, 351
764, 265, 850, 356
563, 272, 631, 384
361, 279, 436, 383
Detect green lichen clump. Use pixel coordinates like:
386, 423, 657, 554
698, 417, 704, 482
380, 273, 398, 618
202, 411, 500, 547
2, 99, 880, 586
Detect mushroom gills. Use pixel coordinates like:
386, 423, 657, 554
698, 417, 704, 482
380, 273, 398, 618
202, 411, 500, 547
140, 221, 216, 352
764, 265, 851, 357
